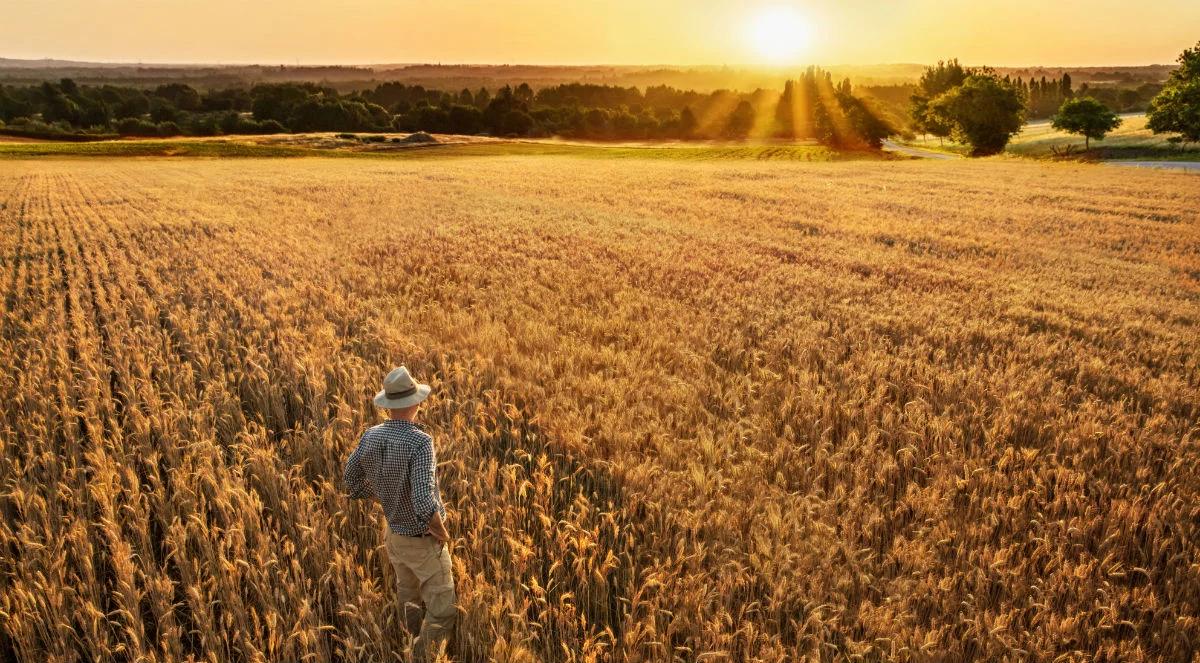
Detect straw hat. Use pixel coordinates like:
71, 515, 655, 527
373, 366, 432, 409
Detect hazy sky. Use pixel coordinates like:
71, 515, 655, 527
3, 0, 1197, 66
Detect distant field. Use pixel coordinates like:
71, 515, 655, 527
1007, 113, 1200, 159
904, 113, 1200, 161
2, 155, 1198, 662
0, 134, 884, 162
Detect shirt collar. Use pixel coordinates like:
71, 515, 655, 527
384, 419, 426, 431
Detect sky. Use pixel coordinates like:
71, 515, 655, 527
2, 0, 1197, 67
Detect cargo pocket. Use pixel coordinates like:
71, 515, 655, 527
422, 545, 457, 627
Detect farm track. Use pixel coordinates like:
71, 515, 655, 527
1, 157, 1199, 662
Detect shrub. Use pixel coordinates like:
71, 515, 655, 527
259, 119, 288, 134
116, 117, 161, 137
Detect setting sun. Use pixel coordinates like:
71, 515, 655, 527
744, 5, 813, 64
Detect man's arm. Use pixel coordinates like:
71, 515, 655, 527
427, 510, 450, 545
343, 432, 373, 500
410, 435, 445, 540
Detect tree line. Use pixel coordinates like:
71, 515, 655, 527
0, 70, 894, 148
908, 43, 1200, 155
8, 44, 1195, 156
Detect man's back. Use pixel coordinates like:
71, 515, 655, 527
344, 419, 445, 537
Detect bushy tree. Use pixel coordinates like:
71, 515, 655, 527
775, 80, 796, 138
929, 73, 1026, 155
113, 93, 150, 119
500, 109, 534, 136
837, 93, 894, 149
1147, 41, 1200, 145
447, 104, 484, 134
153, 83, 201, 111
911, 59, 968, 138
725, 100, 755, 138
1052, 97, 1121, 149
679, 106, 697, 138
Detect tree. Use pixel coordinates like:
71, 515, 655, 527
447, 104, 484, 134
837, 92, 894, 148
500, 109, 534, 136
1052, 97, 1121, 149
113, 93, 150, 119
679, 106, 697, 138
724, 100, 755, 138
1147, 41, 1200, 145
929, 73, 1026, 155
153, 83, 201, 111
910, 59, 968, 138
148, 97, 178, 123
775, 80, 796, 138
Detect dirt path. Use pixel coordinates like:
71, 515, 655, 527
881, 139, 960, 160
1106, 160, 1200, 173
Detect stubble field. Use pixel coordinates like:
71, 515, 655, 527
1, 154, 1198, 662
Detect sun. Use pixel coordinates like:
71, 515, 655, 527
744, 6, 813, 65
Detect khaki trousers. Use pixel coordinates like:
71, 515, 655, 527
385, 532, 457, 660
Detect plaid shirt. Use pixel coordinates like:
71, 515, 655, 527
344, 419, 446, 536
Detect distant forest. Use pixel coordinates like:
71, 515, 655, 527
0, 59, 1172, 144
0, 70, 897, 147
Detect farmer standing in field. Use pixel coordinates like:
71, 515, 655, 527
344, 366, 456, 660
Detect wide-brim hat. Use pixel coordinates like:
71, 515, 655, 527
373, 366, 432, 409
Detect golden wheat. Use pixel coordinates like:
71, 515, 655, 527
0, 155, 1197, 662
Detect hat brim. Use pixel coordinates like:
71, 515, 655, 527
373, 383, 432, 409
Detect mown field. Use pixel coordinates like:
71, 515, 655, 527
1, 154, 1198, 663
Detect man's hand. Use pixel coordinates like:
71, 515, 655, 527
428, 511, 450, 546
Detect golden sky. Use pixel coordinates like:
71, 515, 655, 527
3, 0, 1197, 66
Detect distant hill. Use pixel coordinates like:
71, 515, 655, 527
0, 58, 1176, 92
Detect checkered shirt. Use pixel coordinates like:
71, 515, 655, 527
344, 419, 446, 536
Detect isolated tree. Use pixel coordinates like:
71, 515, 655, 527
1052, 97, 1121, 149
929, 73, 1025, 155
1147, 41, 1200, 145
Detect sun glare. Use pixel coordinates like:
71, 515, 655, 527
745, 5, 812, 65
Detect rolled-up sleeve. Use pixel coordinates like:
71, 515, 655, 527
409, 435, 440, 525
343, 432, 373, 500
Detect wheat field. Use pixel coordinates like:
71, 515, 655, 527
1, 154, 1198, 662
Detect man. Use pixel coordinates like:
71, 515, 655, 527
344, 366, 456, 659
